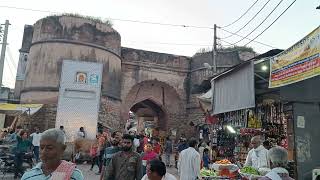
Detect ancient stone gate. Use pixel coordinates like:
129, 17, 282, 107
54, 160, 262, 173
14, 15, 252, 138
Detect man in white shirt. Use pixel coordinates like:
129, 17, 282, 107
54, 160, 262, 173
141, 159, 177, 180
77, 127, 86, 139
30, 127, 42, 162
178, 138, 201, 180
245, 136, 269, 169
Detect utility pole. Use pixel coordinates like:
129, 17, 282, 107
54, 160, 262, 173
0, 20, 10, 88
212, 24, 217, 73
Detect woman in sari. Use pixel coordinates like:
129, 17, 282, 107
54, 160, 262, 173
142, 142, 158, 175
21, 128, 84, 180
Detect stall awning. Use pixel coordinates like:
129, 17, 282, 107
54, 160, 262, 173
198, 89, 212, 103
198, 89, 213, 113
212, 61, 255, 114
0, 103, 43, 116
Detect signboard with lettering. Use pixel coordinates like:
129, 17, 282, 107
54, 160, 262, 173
56, 60, 103, 141
269, 26, 320, 88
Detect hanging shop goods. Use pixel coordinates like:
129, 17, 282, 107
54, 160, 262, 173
212, 102, 291, 163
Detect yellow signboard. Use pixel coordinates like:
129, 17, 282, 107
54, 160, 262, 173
0, 103, 43, 115
269, 26, 320, 88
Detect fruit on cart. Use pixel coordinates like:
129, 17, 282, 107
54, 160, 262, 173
215, 159, 231, 164
240, 166, 260, 175
200, 169, 217, 177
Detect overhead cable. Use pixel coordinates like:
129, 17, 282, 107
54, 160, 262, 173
126, 40, 211, 47
7, 47, 17, 69
4, 56, 15, 80
0, 5, 214, 30
0, 5, 278, 49
221, 0, 260, 28
220, 0, 272, 39
218, 28, 277, 48
244, 0, 297, 46
229, 0, 284, 46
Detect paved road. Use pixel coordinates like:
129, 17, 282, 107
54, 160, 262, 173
0, 164, 179, 180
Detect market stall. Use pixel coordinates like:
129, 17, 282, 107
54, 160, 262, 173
207, 49, 298, 178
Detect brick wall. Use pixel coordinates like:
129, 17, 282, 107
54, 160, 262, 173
18, 104, 57, 132
99, 96, 121, 130
17, 96, 122, 133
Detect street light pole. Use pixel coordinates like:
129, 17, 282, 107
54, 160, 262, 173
0, 20, 10, 87
212, 24, 217, 73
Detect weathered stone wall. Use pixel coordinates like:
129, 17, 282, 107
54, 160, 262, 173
121, 47, 190, 101
18, 104, 57, 132
98, 97, 121, 130
32, 16, 121, 55
21, 42, 121, 103
18, 97, 122, 133
21, 15, 122, 104
14, 25, 34, 99
120, 47, 190, 132
190, 51, 241, 94
17, 15, 259, 135
120, 80, 186, 132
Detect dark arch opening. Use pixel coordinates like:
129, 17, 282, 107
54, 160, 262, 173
127, 99, 167, 137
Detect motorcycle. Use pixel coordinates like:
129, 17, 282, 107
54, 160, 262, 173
0, 151, 34, 178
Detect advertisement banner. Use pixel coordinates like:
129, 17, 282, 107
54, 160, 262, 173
269, 26, 320, 88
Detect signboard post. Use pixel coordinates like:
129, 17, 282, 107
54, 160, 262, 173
269, 26, 320, 88
56, 60, 103, 141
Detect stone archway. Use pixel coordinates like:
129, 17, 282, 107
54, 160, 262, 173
130, 98, 168, 134
121, 80, 184, 135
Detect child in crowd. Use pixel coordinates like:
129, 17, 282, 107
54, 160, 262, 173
203, 148, 210, 169
90, 141, 99, 171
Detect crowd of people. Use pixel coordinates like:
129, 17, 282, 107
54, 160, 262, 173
96, 130, 177, 180
0, 125, 295, 180
176, 136, 294, 180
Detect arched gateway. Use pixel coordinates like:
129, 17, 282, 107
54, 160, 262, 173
15, 15, 244, 140
121, 80, 185, 137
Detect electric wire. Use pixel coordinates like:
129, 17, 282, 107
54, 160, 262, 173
0, 5, 278, 51
221, 0, 260, 28
218, 28, 277, 48
7, 47, 17, 69
4, 56, 15, 80
0, 5, 214, 30
220, 0, 272, 39
229, 0, 284, 46
244, 0, 297, 46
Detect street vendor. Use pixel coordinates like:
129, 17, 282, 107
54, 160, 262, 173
259, 146, 294, 180
245, 136, 269, 169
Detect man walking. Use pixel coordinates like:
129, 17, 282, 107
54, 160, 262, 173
96, 130, 106, 175
164, 137, 173, 167
30, 127, 41, 162
104, 134, 142, 180
77, 127, 86, 139
100, 131, 122, 180
178, 138, 201, 180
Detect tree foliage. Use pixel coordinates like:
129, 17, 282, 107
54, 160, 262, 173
219, 46, 254, 53
47, 13, 113, 27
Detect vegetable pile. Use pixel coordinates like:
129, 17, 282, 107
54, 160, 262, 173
200, 169, 217, 177
240, 166, 260, 175
215, 159, 231, 164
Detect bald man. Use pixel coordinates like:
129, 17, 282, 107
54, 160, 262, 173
244, 136, 269, 169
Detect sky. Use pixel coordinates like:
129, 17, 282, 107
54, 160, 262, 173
0, 0, 319, 88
